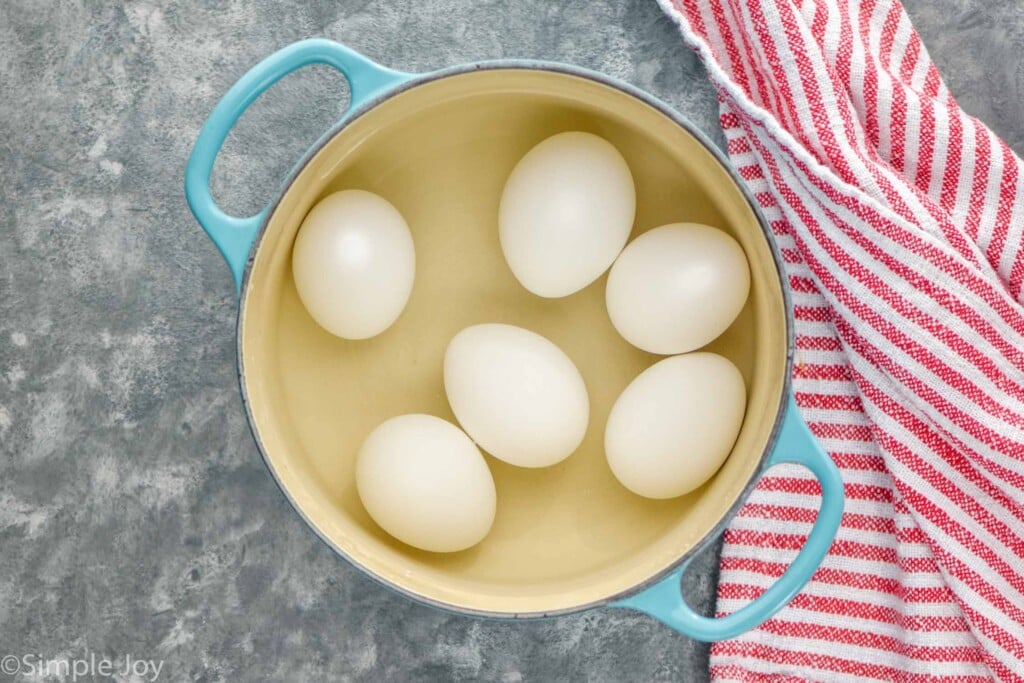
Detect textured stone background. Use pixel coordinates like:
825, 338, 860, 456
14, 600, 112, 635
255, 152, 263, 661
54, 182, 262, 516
0, 1, 1020, 681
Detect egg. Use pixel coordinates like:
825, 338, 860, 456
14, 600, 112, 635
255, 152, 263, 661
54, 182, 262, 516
606, 223, 750, 355
605, 352, 746, 499
292, 189, 415, 340
499, 132, 636, 298
444, 324, 589, 468
356, 414, 496, 553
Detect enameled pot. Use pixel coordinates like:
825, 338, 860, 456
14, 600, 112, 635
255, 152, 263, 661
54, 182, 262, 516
185, 39, 843, 641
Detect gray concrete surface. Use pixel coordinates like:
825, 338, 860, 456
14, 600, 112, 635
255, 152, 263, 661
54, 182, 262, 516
0, 1, 1020, 681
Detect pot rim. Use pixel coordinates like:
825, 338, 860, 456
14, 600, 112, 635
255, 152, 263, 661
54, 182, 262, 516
235, 58, 795, 619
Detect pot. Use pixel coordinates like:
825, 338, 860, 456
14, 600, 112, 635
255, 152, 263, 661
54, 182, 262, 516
184, 38, 843, 641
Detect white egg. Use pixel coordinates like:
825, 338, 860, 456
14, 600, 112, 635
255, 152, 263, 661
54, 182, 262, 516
499, 132, 636, 298
444, 324, 589, 468
292, 190, 415, 340
605, 352, 746, 499
606, 223, 750, 355
356, 414, 496, 553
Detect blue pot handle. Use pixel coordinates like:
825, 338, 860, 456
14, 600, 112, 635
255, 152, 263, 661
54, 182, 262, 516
184, 39, 412, 292
612, 392, 844, 641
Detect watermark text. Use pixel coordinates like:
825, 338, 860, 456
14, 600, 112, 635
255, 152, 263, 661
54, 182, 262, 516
1, 652, 164, 681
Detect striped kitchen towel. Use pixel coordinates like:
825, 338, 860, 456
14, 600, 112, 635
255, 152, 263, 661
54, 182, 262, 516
655, 0, 1024, 680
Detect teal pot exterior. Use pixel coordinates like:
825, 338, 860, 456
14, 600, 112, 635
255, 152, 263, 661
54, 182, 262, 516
184, 38, 844, 642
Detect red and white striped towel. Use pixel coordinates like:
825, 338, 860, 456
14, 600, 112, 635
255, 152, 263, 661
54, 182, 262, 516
655, 0, 1024, 680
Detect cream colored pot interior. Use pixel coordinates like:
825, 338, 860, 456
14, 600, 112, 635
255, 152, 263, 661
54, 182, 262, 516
240, 68, 788, 616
